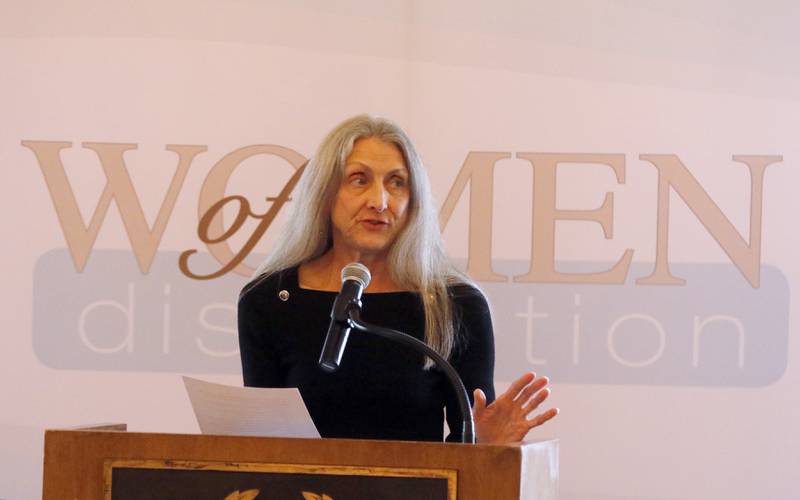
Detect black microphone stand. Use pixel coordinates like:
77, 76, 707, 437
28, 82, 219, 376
345, 305, 476, 444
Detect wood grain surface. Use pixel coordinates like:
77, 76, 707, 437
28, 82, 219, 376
42, 427, 558, 500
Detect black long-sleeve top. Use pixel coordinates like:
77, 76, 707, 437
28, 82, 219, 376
237, 267, 496, 442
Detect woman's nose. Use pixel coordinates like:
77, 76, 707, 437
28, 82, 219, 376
366, 182, 389, 212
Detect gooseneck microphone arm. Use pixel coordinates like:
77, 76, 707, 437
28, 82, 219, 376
318, 262, 476, 444
346, 306, 476, 445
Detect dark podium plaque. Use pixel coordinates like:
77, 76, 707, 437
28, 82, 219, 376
104, 459, 456, 500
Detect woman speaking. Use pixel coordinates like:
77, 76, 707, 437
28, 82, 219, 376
238, 115, 557, 443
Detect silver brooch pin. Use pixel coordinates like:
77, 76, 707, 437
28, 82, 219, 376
278, 290, 290, 301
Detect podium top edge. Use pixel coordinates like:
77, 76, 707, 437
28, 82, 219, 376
47, 423, 127, 432
44, 426, 557, 449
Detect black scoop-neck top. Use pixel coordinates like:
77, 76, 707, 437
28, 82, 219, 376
237, 266, 495, 442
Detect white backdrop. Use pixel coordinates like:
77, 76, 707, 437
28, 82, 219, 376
2, 1, 799, 499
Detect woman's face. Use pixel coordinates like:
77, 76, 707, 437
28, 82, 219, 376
330, 136, 411, 259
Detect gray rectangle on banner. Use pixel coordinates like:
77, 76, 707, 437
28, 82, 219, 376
33, 248, 246, 373
486, 261, 789, 386
33, 250, 789, 386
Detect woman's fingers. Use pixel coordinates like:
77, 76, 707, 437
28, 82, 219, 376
526, 407, 560, 429
514, 375, 549, 404
521, 386, 551, 413
501, 372, 536, 400
499, 373, 550, 415
472, 388, 488, 417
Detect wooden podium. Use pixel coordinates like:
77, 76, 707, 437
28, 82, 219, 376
43, 424, 558, 499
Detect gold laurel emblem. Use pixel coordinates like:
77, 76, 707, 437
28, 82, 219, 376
224, 489, 260, 500
301, 492, 333, 500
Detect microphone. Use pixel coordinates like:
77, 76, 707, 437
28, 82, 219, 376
318, 262, 371, 372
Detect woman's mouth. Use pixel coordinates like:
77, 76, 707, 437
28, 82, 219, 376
360, 219, 389, 229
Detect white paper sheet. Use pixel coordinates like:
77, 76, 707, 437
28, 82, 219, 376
182, 376, 319, 438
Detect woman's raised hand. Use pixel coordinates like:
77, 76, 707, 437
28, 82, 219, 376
472, 372, 558, 444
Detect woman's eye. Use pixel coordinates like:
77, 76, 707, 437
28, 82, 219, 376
349, 174, 367, 185
390, 177, 407, 188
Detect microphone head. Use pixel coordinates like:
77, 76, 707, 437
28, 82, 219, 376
341, 262, 371, 289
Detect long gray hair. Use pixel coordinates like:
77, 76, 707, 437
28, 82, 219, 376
251, 114, 476, 365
